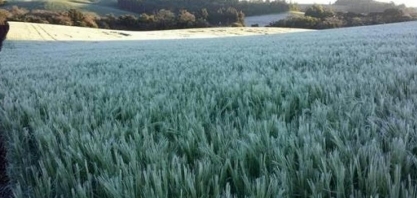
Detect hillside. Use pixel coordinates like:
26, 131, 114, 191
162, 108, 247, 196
333, 0, 404, 13
244, 11, 304, 27
2, 0, 137, 16
1, 21, 417, 197
297, 0, 404, 13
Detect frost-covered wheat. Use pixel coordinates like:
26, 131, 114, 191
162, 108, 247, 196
0, 21, 417, 198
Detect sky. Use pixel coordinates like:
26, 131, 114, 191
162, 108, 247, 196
290, 0, 417, 7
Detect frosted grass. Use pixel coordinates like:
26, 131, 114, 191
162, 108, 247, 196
1, 21, 417, 197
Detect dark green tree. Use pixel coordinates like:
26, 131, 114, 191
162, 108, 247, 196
201, 8, 209, 20
178, 10, 196, 28
0, 19, 9, 52
305, 5, 334, 19
118, 15, 138, 28
383, 8, 405, 22
68, 9, 84, 26
155, 9, 176, 29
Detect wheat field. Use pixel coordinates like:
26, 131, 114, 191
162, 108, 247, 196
0, 21, 417, 197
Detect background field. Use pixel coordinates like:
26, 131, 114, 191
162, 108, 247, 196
244, 11, 304, 27
5, 22, 313, 41
1, 21, 417, 197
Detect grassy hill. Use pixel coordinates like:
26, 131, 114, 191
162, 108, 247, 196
298, 0, 403, 13
2, 0, 137, 16
1, 21, 417, 197
244, 11, 304, 27
333, 0, 405, 13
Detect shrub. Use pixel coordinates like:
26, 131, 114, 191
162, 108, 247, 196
177, 10, 196, 28
155, 9, 176, 29
68, 9, 84, 26
231, 22, 243, 27
305, 4, 334, 19
9, 6, 28, 21
0, 9, 9, 22
269, 16, 320, 29
0, 20, 9, 51
316, 17, 344, 29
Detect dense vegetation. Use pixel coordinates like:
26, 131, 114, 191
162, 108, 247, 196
269, 4, 417, 29
117, 0, 289, 17
0, 6, 244, 30
0, 0, 293, 30
1, 21, 417, 197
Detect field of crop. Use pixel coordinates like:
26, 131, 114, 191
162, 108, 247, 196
1, 21, 417, 197
6, 22, 313, 41
244, 12, 304, 27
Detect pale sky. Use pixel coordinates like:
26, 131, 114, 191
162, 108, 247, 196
291, 0, 417, 7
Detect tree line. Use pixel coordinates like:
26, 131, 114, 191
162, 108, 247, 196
269, 5, 417, 29
117, 0, 289, 17
0, 6, 246, 31
0, 0, 292, 31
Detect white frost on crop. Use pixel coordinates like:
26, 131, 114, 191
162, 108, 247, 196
0, 21, 417, 198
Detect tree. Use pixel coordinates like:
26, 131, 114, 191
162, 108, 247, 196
223, 7, 239, 25
138, 13, 154, 23
237, 11, 245, 25
269, 16, 320, 29
83, 13, 98, 28
155, 9, 176, 29
68, 9, 84, 26
118, 15, 138, 28
0, 20, 9, 52
305, 4, 334, 19
9, 6, 28, 21
178, 10, 196, 28
201, 8, 209, 20
289, 3, 300, 11
0, 9, 10, 20
53, 15, 72, 26
316, 17, 343, 29
383, 8, 405, 22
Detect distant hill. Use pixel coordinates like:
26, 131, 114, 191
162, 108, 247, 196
333, 0, 405, 13
1, 0, 138, 16
297, 0, 405, 13
244, 11, 304, 27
